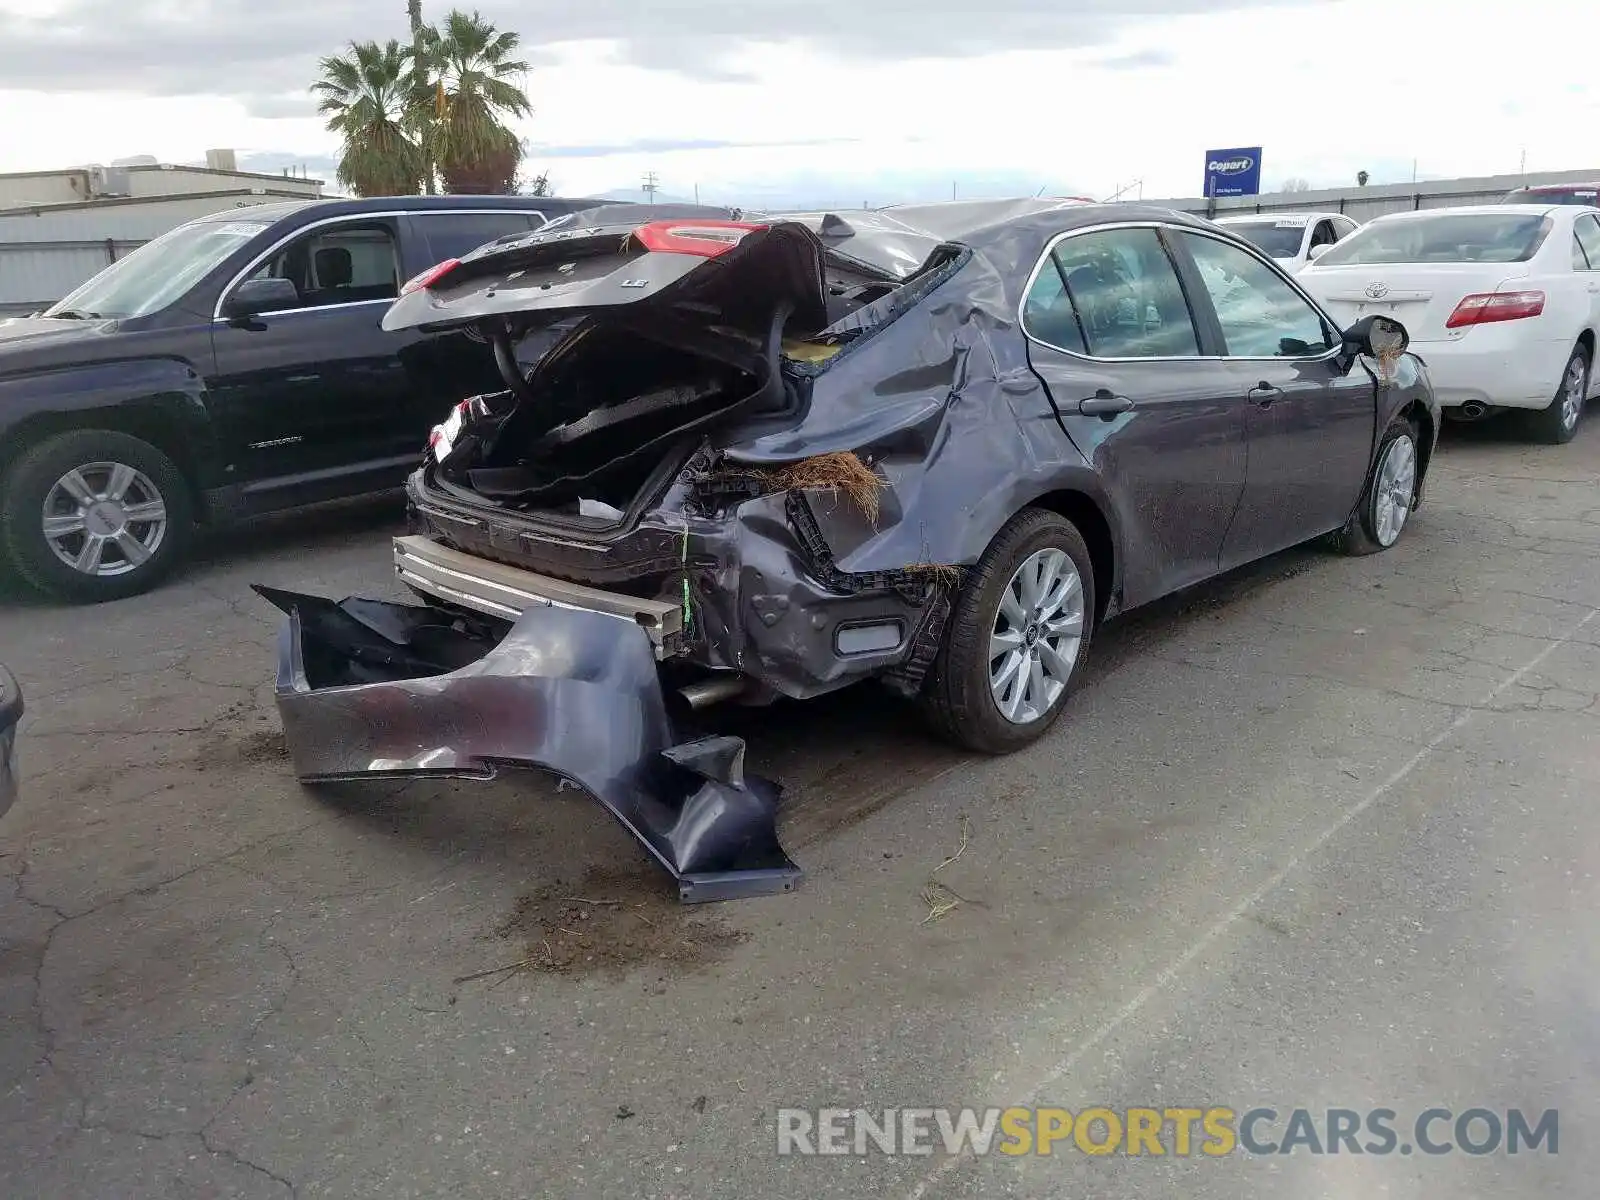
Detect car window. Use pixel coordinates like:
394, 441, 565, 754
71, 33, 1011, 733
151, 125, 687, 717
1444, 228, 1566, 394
1021, 258, 1088, 353
1575, 215, 1600, 271
1027, 228, 1199, 358
243, 223, 399, 310
1309, 221, 1337, 249
46, 217, 272, 319
1177, 231, 1335, 358
1573, 235, 1592, 271
419, 212, 545, 265
1220, 221, 1304, 259
1315, 213, 1552, 266
1334, 217, 1358, 238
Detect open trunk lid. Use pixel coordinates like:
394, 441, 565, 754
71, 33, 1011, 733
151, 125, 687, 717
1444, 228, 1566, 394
382, 205, 831, 337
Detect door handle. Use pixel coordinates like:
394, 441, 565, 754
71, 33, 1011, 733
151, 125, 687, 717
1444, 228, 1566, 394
1078, 390, 1135, 418
1247, 383, 1283, 407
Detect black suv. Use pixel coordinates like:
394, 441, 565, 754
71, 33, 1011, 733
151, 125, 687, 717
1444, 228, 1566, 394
0, 194, 606, 602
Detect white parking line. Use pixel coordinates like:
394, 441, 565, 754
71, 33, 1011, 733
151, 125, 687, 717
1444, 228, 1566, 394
907, 604, 1600, 1198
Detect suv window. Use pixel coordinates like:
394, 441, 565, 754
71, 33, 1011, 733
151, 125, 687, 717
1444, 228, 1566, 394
1309, 220, 1337, 250
243, 222, 400, 310
1023, 228, 1199, 358
419, 211, 545, 264
1575, 215, 1600, 271
1177, 231, 1335, 358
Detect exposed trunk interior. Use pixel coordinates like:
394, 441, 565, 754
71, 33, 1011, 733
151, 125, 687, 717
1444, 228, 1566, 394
427, 235, 966, 526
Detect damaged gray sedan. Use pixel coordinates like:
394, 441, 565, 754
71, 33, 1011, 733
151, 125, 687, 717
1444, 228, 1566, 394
259, 199, 1438, 899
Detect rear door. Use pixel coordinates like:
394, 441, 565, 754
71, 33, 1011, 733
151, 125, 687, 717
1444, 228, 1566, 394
1021, 224, 1247, 605
397, 211, 553, 416
209, 216, 423, 506
1573, 214, 1600, 358
1170, 228, 1376, 563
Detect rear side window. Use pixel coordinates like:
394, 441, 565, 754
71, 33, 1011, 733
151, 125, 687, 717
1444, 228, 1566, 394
419, 212, 544, 265
1575, 215, 1600, 270
1315, 213, 1553, 266
1024, 228, 1199, 358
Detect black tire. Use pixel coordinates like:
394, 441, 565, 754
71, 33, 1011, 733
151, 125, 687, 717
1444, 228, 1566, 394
919, 508, 1096, 754
1, 429, 193, 603
1523, 344, 1588, 445
1331, 414, 1421, 556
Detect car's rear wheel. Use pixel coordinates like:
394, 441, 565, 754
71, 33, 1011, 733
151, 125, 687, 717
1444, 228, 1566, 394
919, 508, 1094, 754
1, 429, 193, 603
1332, 415, 1420, 556
1524, 344, 1588, 445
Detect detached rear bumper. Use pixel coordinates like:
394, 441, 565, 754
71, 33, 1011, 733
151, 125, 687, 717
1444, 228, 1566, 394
254, 586, 800, 903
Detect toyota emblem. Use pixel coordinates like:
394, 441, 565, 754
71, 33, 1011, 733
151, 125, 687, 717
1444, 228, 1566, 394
1363, 282, 1390, 300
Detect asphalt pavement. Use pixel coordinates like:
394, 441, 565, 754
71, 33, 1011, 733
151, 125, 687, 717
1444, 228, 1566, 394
1, 421, 1596, 1198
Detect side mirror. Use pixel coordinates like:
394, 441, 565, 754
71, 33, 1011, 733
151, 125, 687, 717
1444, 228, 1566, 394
1339, 314, 1409, 371
1307, 242, 1331, 262
221, 277, 300, 321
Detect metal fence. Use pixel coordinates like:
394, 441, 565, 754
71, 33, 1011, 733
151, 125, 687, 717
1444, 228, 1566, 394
1148, 167, 1600, 225
0, 238, 147, 315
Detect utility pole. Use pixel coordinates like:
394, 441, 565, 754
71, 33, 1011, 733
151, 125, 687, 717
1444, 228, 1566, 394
1519, 147, 1527, 175
642, 171, 659, 203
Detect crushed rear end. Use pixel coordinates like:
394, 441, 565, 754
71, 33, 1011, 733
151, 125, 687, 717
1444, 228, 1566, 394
253, 201, 1030, 900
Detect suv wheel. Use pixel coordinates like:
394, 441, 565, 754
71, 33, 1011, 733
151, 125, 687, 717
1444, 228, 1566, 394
920, 508, 1095, 754
1, 430, 193, 603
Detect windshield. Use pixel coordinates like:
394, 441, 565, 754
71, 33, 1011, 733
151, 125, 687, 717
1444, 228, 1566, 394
45, 217, 271, 319
1314, 212, 1552, 267
1221, 221, 1305, 258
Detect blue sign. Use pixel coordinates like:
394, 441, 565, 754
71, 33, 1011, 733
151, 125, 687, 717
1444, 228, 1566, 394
1204, 147, 1262, 198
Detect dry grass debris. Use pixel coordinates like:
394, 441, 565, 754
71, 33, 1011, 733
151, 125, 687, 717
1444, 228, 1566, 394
763, 451, 887, 524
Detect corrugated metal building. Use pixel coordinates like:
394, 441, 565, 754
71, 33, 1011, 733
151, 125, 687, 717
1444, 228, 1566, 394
0, 156, 326, 315
1147, 166, 1600, 223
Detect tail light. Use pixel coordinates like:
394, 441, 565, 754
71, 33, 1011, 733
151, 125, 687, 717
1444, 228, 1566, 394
400, 258, 460, 296
631, 221, 768, 258
1445, 290, 1545, 329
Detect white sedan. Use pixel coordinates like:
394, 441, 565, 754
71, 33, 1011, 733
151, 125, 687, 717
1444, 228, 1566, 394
1300, 204, 1600, 443
1213, 211, 1359, 273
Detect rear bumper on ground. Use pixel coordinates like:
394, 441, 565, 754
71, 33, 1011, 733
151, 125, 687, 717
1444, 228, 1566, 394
1411, 336, 1570, 410
253, 586, 802, 903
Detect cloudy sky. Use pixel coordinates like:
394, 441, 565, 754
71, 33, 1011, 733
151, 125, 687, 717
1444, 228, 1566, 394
0, 0, 1593, 206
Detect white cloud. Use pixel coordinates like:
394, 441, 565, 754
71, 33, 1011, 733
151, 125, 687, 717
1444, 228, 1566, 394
2, 0, 1597, 205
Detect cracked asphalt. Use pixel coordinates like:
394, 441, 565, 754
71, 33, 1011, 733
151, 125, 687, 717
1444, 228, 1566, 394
2, 421, 1597, 1199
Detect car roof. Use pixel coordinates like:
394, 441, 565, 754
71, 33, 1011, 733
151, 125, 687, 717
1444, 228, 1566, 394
1366, 203, 1572, 222
191, 194, 600, 227
1215, 211, 1345, 225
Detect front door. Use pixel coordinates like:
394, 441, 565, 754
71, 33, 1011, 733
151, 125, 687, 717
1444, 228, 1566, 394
1022, 225, 1248, 606
209, 218, 423, 508
1171, 228, 1377, 566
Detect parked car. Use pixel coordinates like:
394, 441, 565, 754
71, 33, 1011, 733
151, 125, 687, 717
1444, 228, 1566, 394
0, 193, 698, 604
0, 664, 21, 820
1502, 182, 1600, 206
1213, 211, 1360, 272
259, 202, 1436, 801
1300, 203, 1600, 443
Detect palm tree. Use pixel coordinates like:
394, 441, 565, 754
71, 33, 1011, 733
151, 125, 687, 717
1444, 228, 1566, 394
406, 0, 436, 193
420, 9, 533, 192
312, 40, 425, 197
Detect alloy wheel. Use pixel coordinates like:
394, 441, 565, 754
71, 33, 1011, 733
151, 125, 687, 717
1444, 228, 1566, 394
42, 461, 169, 577
1371, 434, 1417, 548
1561, 355, 1587, 432
989, 547, 1085, 724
